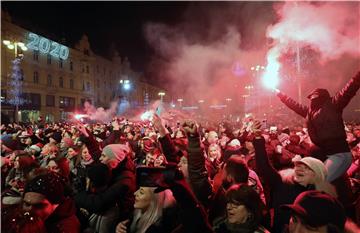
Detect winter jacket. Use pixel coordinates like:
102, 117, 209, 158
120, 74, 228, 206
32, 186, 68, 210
253, 137, 312, 233
46, 197, 80, 233
277, 72, 360, 155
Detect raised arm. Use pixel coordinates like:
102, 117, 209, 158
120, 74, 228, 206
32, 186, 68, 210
183, 120, 213, 208
277, 91, 308, 118
153, 114, 180, 163
333, 71, 360, 110
251, 121, 282, 187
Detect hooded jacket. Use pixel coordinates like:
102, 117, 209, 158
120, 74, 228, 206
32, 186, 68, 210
277, 72, 360, 155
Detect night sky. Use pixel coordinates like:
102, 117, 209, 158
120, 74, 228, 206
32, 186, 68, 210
2, 2, 189, 72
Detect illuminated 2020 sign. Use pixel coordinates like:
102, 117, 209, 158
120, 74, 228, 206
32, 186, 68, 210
26, 32, 69, 60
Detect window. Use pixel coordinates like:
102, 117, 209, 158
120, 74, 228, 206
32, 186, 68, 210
59, 96, 75, 109
46, 95, 55, 107
82, 81, 85, 91
70, 79, 74, 89
33, 71, 39, 84
70, 61, 73, 71
59, 77, 64, 88
47, 74, 52, 86
86, 82, 91, 91
86, 65, 89, 74
47, 54, 51, 64
59, 59, 63, 68
33, 51, 39, 61
82, 65, 85, 73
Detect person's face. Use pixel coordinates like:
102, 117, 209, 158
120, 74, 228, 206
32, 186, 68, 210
14, 156, 20, 169
81, 147, 92, 162
294, 163, 316, 186
208, 131, 218, 144
25, 137, 32, 145
209, 145, 220, 161
289, 216, 324, 233
154, 155, 165, 167
178, 156, 188, 178
145, 153, 156, 167
175, 130, 184, 139
67, 148, 78, 159
40, 145, 49, 156
49, 138, 57, 144
23, 192, 57, 220
127, 133, 134, 140
47, 160, 60, 173
226, 202, 249, 224
134, 187, 154, 211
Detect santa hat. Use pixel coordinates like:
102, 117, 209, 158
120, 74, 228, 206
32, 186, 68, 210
30, 143, 44, 153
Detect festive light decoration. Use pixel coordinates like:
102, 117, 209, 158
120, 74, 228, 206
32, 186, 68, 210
27, 32, 69, 60
7, 57, 26, 107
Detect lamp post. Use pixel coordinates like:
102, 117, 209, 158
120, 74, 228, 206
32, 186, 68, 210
120, 79, 131, 105
177, 98, 183, 108
158, 92, 165, 103
3, 40, 28, 123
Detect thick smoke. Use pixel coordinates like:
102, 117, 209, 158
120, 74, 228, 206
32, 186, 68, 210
145, 2, 275, 112
265, 2, 360, 119
84, 101, 118, 123
144, 2, 359, 120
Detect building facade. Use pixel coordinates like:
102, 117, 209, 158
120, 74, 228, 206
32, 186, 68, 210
1, 11, 168, 122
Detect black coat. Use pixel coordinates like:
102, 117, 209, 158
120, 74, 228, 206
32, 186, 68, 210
253, 138, 311, 233
75, 157, 136, 221
277, 72, 360, 155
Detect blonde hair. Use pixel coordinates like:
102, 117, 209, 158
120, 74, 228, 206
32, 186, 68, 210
130, 188, 174, 233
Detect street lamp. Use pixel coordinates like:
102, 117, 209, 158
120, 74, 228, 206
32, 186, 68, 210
158, 92, 165, 102
177, 98, 183, 108
198, 99, 205, 104
3, 39, 28, 123
3, 40, 28, 58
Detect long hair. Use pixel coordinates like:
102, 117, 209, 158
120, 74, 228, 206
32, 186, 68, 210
130, 188, 173, 233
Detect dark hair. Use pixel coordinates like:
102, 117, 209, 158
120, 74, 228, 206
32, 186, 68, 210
47, 157, 70, 179
225, 157, 249, 183
226, 184, 264, 226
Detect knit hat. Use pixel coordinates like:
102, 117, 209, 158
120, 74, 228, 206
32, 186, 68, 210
281, 190, 346, 230
294, 157, 327, 181
1, 134, 19, 151
50, 132, 62, 144
24, 172, 66, 204
61, 137, 74, 148
29, 143, 44, 153
102, 144, 130, 162
228, 139, 241, 148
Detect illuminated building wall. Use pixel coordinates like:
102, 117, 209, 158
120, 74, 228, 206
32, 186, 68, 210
1, 11, 167, 122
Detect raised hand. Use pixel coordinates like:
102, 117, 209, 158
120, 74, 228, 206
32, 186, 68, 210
76, 123, 89, 137
182, 119, 199, 137
152, 114, 167, 137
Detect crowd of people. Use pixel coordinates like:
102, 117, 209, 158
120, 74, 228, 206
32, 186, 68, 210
1, 71, 360, 233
